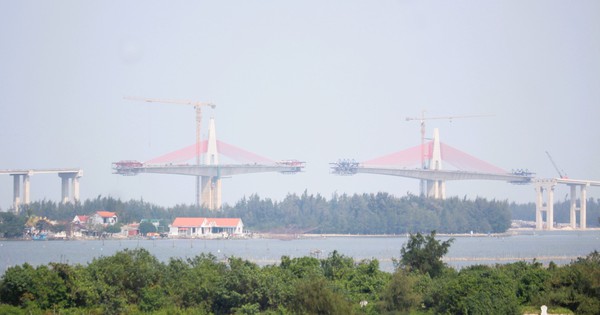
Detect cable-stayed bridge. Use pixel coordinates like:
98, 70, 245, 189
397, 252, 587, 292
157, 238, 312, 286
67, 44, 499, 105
113, 118, 304, 210
331, 128, 534, 199
331, 128, 600, 230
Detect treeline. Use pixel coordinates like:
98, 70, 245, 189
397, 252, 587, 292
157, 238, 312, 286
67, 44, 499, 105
8, 192, 513, 234
510, 199, 600, 226
1, 235, 599, 314
227, 192, 511, 234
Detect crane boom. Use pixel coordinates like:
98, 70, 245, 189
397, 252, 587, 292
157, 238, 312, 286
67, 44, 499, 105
405, 113, 493, 122
123, 96, 215, 109
545, 151, 567, 179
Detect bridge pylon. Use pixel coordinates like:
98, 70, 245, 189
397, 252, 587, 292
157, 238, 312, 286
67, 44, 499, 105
425, 128, 445, 199
201, 118, 221, 210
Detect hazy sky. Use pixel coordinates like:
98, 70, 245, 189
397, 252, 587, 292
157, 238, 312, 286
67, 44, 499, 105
1, 1, 599, 210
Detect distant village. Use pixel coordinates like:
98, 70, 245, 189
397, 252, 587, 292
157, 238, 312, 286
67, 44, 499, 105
27, 210, 244, 240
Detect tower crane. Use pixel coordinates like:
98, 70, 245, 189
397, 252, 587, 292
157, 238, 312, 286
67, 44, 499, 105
405, 111, 493, 195
124, 96, 216, 207
545, 151, 567, 179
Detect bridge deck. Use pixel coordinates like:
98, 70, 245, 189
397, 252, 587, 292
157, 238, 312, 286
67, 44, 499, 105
0, 169, 82, 175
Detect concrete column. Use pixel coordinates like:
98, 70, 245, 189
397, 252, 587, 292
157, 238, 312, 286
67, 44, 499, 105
72, 176, 80, 202
12, 175, 21, 212
212, 177, 222, 209
22, 174, 31, 205
426, 180, 445, 199
201, 176, 222, 210
201, 176, 213, 210
547, 185, 554, 230
581, 185, 587, 229
569, 185, 577, 229
426, 180, 434, 198
535, 184, 543, 230
196, 176, 201, 207
59, 173, 71, 203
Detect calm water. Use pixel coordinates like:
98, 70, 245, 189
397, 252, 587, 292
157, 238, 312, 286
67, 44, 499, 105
1, 230, 599, 274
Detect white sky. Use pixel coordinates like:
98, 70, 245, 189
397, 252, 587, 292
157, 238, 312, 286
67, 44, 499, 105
1, 1, 599, 210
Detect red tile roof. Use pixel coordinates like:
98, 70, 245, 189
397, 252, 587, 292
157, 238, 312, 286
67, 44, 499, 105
171, 217, 242, 228
75, 215, 89, 222
96, 211, 117, 218
172, 217, 206, 227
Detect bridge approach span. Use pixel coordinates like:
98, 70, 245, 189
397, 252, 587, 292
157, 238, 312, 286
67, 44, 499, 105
0, 168, 83, 212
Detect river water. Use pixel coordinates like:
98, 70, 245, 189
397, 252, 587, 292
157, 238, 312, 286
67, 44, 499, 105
1, 230, 599, 274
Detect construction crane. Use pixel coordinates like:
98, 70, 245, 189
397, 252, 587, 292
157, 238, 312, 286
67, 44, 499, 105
124, 96, 216, 207
545, 151, 567, 179
405, 110, 493, 195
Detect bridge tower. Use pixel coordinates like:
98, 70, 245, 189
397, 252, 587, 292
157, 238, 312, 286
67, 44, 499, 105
426, 128, 445, 199
200, 118, 222, 210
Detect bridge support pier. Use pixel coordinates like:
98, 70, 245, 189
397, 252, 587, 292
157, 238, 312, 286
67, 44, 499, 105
12, 175, 21, 212
10, 173, 31, 213
569, 184, 587, 229
201, 176, 221, 210
427, 180, 446, 199
534, 179, 555, 230
58, 172, 82, 204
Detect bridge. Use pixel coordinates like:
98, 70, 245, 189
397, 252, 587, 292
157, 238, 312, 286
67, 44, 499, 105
113, 118, 304, 210
533, 178, 600, 230
331, 128, 534, 199
330, 128, 599, 230
0, 168, 83, 212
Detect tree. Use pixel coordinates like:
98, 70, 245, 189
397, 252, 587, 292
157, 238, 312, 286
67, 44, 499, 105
138, 221, 157, 236
399, 231, 454, 278
430, 266, 520, 315
379, 270, 423, 313
0, 212, 26, 238
290, 276, 354, 314
104, 223, 121, 234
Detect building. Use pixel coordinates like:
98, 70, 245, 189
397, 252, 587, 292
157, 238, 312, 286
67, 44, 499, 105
169, 217, 243, 237
72, 215, 89, 225
205, 218, 244, 235
89, 211, 118, 226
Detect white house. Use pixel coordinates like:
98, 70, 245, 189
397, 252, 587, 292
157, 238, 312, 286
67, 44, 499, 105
89, 211, 118, 226
72, 215, 89, 225
169, 217, 243, 237
205, 218, 244, 235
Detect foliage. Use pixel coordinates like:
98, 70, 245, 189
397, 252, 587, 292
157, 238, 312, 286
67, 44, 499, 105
138, 221, 157, 235
428, 265, 520, 315
104, 223, 122, 234
0, 212, 26, 238
10, 193, 516, 236
378, 269, 424, 313
399, 231, 454, 278
2, 248, 600, 315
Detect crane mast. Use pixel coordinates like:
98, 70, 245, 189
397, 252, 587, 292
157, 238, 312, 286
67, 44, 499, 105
124, 96, 216, 207
405, 111, 493, 195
